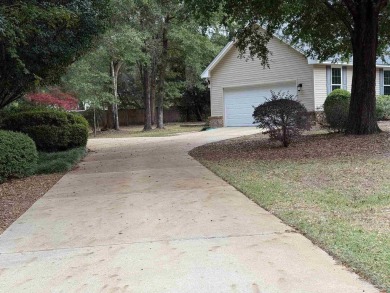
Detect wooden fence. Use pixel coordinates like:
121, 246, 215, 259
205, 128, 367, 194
106, 108, 181, 127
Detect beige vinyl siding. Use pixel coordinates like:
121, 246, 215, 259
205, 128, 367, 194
314, 66, 382, 109
347, 67, 380, 95
376, 69, 381, 95
209, 37, 315, 117
347, 67, 353, 92
313, 65, 327, 110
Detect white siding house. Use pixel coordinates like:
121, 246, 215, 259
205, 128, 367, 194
202, 38, 390, 127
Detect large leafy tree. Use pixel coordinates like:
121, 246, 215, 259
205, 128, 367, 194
62, 50, 114, 136
0, 0, 110, 109
98, 26, 144, 130
188, 0, 390, 134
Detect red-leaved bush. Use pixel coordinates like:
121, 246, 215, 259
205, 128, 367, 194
26, 88, 79, 110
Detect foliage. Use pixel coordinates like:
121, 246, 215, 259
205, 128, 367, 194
324, 89, 351, 132
2, 110, 89, 152
177, 85, 210, 121
188, 0, 390, 64
0, 130, 38, 182
0, 0, 111, 109
62, 50, 115, 110
253, 91, 311, 147
376, 95, 390, 120
35, 147, 86, 174
26, 88, 79, 110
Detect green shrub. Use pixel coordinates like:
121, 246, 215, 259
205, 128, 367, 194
68, 124, 89, 148
376, 95, 390, 121
2, 110, 89, 152
324, 89, 351, 132
70, 113, 90, 128
253, 91, 311, 147
0, 130, 38, 182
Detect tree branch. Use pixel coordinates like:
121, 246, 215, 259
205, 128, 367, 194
322, 0, 354, 33
375, 0, 389, 13
341, 0, 358, 19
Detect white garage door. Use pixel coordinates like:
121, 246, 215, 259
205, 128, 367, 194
224, 82, 297, 127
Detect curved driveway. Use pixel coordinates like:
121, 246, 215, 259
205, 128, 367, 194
0, 128, 379, 292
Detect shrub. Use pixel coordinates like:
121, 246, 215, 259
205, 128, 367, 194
323, 89, 351, 132
26, 88, 79, 110
253, 91, 311, 147
2, 110, 89, 152
68, 124, 89, 148
0, 130, 38, 182
376, 95, 390, 121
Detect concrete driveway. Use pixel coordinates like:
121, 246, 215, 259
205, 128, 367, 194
0, 128, 379, 293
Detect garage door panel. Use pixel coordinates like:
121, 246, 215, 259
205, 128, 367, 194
224, 82, 297, 127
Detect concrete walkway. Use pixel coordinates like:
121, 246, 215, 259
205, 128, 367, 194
0, 128, 379, 293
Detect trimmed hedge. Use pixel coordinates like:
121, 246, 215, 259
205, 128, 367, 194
2, 110, 89, 152
376, 95, 390, 121
0, 130, 38, 182
324, 89, 351, 132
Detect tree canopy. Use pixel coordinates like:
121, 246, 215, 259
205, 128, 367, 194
188, 0, 389, 64
0, 0, 111, 108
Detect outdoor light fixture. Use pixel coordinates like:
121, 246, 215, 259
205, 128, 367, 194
297, 83, 303, 92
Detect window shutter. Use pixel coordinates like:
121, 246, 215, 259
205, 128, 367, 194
342, 66, 347, 90
326, 66, 331, 95
379, 68, 384, 95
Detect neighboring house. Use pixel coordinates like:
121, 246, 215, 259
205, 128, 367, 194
201, 36, 390, 127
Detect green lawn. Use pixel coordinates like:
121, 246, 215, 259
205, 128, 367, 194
191, 130, 390, 292
34, 147, 86, 174
90, 123, 205, 139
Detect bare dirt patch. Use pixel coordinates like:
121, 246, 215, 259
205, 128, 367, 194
0, 174, 63, 234
190, 123, 390, 162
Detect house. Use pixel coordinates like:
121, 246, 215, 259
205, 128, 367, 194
201, 36, 390, 127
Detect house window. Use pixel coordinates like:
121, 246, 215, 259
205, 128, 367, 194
384, 71, 390, 95
331, 68, 342, 91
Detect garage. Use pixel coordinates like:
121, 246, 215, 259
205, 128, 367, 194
224, 81, 297, 127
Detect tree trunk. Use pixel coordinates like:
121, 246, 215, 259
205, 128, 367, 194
156, 16, 170, 129
346, 3, 381, 134
93, 107, 97, 137
111, 61, 122, 131
105, 104, 112, 130
150, 58, 157, 125
142, 64, 152, 131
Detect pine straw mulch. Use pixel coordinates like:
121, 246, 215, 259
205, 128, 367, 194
190, 122, 390, 162
0, 174, 64, 234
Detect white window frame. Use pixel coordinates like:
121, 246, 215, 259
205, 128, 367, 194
384, 69, 390, 95
331, 66, 343, 91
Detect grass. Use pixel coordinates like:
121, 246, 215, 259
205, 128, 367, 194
34, 147, 86, 175
191, 129, 390, 292
90, 123, 205, 139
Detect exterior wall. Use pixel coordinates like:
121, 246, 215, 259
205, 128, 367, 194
314, 65, 382, 110
209, 37, 315, 119
313, 65, 328, 110
208, 116, 224, 128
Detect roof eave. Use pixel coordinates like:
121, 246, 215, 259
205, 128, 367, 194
308, 58, 390, 67
200, 41, 235, 79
